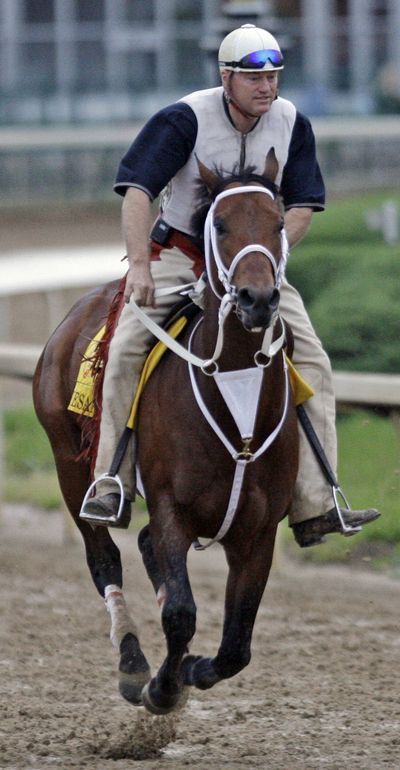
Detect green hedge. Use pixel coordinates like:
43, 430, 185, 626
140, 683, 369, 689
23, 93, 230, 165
287, 190, 400, 373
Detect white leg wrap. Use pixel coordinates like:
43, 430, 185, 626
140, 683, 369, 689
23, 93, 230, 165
104, 584, 139, 652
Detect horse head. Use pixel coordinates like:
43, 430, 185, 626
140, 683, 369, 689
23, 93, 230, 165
196, 149, 287, 332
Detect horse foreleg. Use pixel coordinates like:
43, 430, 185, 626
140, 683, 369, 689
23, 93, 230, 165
80, 521, 122, 595
77, 521, 151, 704
141, 519, 196, 715
182, 529, 277, 691
103, 584, 151, 704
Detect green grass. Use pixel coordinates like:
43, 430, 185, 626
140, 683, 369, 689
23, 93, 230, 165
282, 409, 400, 572
5, 468, 63, 510
3, 404, 150, 525
3, 406, 63, 509
337, 411, 400, 542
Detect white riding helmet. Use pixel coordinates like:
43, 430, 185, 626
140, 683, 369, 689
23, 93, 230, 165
218, 23, 284, 72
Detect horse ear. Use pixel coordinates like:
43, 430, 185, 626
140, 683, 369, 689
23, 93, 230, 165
264, 147, 279, 184
196, 155, 219, 193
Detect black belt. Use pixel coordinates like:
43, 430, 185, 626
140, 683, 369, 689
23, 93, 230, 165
150, 218, 203, 253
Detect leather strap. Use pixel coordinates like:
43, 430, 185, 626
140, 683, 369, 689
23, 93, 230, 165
297, 404, 338, 487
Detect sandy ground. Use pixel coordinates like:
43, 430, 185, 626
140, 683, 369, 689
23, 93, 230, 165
1, 504, 399, 770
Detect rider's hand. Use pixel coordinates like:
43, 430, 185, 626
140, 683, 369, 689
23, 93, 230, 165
124, 262, 155, 307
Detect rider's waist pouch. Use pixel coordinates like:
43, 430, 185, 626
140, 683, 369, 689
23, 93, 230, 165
150, 218, 204, 277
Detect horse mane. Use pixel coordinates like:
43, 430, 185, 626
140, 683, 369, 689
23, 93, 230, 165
190, 164, 280, 241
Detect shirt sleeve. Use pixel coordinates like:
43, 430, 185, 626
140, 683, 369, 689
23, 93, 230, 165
114, 102, 198, 200
280, 111, 325, 211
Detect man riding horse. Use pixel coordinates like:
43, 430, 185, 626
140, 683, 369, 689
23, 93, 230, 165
81, 23, 379, 547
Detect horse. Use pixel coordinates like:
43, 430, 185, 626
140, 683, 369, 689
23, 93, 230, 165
33, 150, 299, 715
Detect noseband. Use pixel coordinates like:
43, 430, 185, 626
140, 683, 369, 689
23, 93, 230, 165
204, 185, 289, 301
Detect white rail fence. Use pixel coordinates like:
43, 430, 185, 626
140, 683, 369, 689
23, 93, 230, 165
0, 344, 43, 379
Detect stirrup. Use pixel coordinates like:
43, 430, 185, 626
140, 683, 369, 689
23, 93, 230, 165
331, 486, 362, 536
79, 473, 126, 526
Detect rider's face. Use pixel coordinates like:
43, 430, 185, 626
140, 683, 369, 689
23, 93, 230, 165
222, 71, 279, 116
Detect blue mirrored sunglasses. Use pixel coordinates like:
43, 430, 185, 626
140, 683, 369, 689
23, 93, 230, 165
225, 48, 283, 69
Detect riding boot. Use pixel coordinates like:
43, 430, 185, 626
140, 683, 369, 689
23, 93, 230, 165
291, 506, 380, 548
80, 493, 132, 529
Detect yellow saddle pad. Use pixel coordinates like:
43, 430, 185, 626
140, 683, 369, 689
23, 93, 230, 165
68, 319, 313, 422
67, 318, 187, 420
68, 326, 106, 418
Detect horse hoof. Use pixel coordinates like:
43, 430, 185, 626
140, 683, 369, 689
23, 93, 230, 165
118, 632, 151, 704
119, 669, 151, 705
141, 682, 190, 716
182, 654, 219, 690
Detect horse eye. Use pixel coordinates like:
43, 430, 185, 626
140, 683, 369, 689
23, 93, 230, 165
278, 220, 284, 232
214, 218, 226, 236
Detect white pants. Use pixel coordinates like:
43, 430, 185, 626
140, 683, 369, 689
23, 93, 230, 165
94, 246, 336, 523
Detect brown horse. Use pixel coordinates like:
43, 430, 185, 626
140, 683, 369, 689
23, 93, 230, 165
33, 154, 298, 715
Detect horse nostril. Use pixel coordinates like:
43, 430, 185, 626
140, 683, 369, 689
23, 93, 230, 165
237, 287, 255, 309
270, 288, 280, 311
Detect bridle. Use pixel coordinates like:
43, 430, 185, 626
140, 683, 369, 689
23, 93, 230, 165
204, 184, 288, 301
194, 183, 288, 373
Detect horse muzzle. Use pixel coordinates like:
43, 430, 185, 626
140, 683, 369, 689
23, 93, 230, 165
236, 286, 280, 331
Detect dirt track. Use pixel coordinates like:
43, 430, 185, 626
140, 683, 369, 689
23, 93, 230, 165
1, 504, 399, 770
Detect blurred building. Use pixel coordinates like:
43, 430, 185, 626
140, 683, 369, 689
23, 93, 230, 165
1, 0, 399, 207
1, 0, 400, 126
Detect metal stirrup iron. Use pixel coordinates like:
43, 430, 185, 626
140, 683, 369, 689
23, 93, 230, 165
79, 426, 134, 526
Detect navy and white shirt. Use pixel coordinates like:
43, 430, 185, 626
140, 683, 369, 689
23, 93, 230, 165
114, 86, 325, 236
